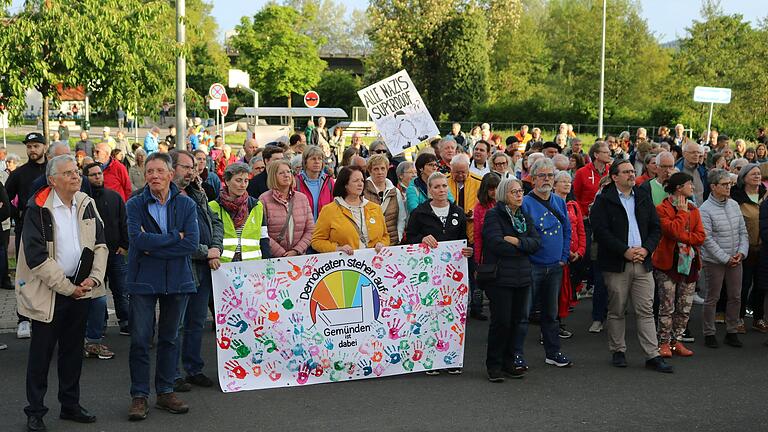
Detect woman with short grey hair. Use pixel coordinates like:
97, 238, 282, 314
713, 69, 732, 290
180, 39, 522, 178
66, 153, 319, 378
210, 162, 270, 262
699, 168, 749, 348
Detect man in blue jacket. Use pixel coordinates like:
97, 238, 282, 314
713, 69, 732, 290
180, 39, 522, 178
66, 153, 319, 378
125, 152, 199, 421
521, 158, 573, 369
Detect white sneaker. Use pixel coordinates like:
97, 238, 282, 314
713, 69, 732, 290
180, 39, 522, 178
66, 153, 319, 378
692, 294, 705, 305
588, 321, 603, 333
0, 343, 7, 350
17, 321, 31, 339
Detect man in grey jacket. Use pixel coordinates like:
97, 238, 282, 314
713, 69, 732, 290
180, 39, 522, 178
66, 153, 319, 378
170, 150, 224, 391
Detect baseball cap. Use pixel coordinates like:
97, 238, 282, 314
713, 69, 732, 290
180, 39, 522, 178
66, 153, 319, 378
23, 132, 45, 145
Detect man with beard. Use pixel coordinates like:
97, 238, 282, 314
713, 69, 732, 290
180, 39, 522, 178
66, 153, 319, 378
521, 158, 573, 369
193, 149, 220, 200
169, 150, 223, 392
6, 132, 48, 339
83, 162, 129, 350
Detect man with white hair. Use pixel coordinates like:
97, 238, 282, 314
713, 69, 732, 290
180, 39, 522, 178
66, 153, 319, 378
144, 126, 161, 155
673, 123, 690, 147
639, 151, 676, 206
521, 157, 573, 368
676, 142, 708, 206
552, 154, 569, 171
311, 117, 331, 148
447, 154, 485, 318
437, 138, 457, 174
349, 132, 369, 158
102, 127, 116, 149
19, 154, 108, 430
240, 138, 259, 165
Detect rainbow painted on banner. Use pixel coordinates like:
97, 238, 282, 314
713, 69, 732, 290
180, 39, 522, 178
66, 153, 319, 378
309, 270, 380, 326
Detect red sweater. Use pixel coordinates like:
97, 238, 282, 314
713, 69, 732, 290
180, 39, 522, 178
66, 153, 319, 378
473, 200, 495, 264
566, 200, 586, 256
573, 162, 610, 216
102, 158, 132, 201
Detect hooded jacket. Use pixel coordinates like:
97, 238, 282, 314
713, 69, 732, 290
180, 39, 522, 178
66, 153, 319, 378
405, 200, 467, 244
16, 187, 108, 323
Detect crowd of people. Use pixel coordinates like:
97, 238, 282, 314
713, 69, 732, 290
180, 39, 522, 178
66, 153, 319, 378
6, 118, 768, 431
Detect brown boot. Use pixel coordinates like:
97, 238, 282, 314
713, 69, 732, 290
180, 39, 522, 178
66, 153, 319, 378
156, 392, 189, 414
671, 341, 694, 357
128, 397, 148, 421
658, 342, 672, 358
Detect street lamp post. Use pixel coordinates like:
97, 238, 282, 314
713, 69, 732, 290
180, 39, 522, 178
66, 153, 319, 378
598, 0, 607, 139
176, 0, 187, 141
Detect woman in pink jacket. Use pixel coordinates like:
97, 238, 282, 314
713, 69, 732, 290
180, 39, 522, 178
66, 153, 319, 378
260, 160, 315, 256
473, 173, 501, 264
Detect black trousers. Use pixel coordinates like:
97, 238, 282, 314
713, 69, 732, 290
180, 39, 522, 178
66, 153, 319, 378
25, 294, 90, 418
485, 284, 530, 372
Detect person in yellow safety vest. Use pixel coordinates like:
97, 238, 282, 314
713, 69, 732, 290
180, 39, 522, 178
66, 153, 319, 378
208, 163, 270, 262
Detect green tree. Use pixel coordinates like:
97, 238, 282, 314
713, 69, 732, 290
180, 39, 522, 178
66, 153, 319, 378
283, 0, 371, 54
230, 5, 327, 107
0, 0, 173, 140
315, 69, 362, 115
665, 0, 768, 137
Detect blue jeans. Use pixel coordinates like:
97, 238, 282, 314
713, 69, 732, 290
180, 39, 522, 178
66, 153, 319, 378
129, 293, 189, 398
106, 253, 129, 326
528, 264, 562, 357
85, 295, 107, 342
177, 265, 213, 378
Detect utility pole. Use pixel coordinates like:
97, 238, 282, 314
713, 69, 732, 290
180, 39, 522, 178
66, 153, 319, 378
598, 0, 607, 139
176, 0, 187, 142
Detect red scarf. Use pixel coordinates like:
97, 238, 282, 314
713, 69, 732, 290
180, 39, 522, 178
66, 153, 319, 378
219, 188, 249, 228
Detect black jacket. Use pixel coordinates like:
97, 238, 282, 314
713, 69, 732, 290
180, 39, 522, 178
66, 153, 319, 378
590, 183, 661, 273
185, 183, 224, 263
405, 200, 467, 244
6, 159, 47, 222
89, 185, 128, 253
481, 202, 541, 288
247, 170, 268, 199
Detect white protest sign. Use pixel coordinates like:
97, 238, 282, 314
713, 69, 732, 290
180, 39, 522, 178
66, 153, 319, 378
693, 86, 731, 104
357, 70, 439, 154
212, 241, 469, 392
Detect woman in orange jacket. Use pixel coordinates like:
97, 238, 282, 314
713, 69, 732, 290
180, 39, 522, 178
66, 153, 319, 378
652, 172, 706, 357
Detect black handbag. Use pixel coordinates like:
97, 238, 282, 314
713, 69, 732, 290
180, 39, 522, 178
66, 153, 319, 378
476, 261, 498, 283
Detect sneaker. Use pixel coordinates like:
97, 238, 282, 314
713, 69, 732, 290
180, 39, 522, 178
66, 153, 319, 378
671, 341, 693, 357
588, 321, 603, 333
155, 392, 189, 414
611, 352, 627, 368
487, 370, 505, 383
185, 373, 214, 387
735, 321, 747, 334
0, 343, 7, 350
704, 335, 719, 348
425, 370, 440, 376
446, 368, 463, 375
677, 328, 695, 343
17, 321, 31, 339
173, 378, 192, 392
511, 354, 528, 375
119, 325, 130, 336
578, 286, 594, 299
753, 319, 768, 333
128, 397, 149, 421
658, 342, 672, 358
692, 294, 705, 305
724, 333, 743, 347
715, 312, 725, 324
545, 352, 573, 367
84, 343, 115, 360
645, 356, 674, 373
558, 326, 573, 339
745, 308, 754, 318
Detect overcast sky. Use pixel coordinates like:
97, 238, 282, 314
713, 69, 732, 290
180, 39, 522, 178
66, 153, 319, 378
210, 0, 765, 43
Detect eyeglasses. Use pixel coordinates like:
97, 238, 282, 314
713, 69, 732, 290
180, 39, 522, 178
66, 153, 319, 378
658, 164, 675, 169
425, 162, 438, 168
716, 182, 732, 188
509, 189, 524, 195
535, 173, 555, 179
57, 169, 81, 178
373, 150, 388, 154
494, 161, 508, 166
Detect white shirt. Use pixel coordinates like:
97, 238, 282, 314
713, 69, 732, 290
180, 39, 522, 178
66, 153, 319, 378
469, 160, 490, 177
431, 204, 450, 227
52, 191, 81, 277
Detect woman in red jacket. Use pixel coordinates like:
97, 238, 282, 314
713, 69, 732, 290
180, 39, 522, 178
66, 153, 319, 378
473, 172, 501, 264
554, 171, 585, 338
652, 172, 705, 357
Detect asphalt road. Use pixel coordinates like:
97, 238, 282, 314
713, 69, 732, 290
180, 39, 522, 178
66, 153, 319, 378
1, 301, 767, 432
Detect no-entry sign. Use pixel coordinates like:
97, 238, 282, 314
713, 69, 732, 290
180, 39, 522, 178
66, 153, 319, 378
304, 91, 319, 108
219, 93, 229, 117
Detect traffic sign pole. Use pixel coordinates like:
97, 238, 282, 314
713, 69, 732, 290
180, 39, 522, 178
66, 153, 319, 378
706, 102, 714, 147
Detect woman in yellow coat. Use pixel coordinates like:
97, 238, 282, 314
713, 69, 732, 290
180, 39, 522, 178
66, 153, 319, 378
312, 166, 389, 255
